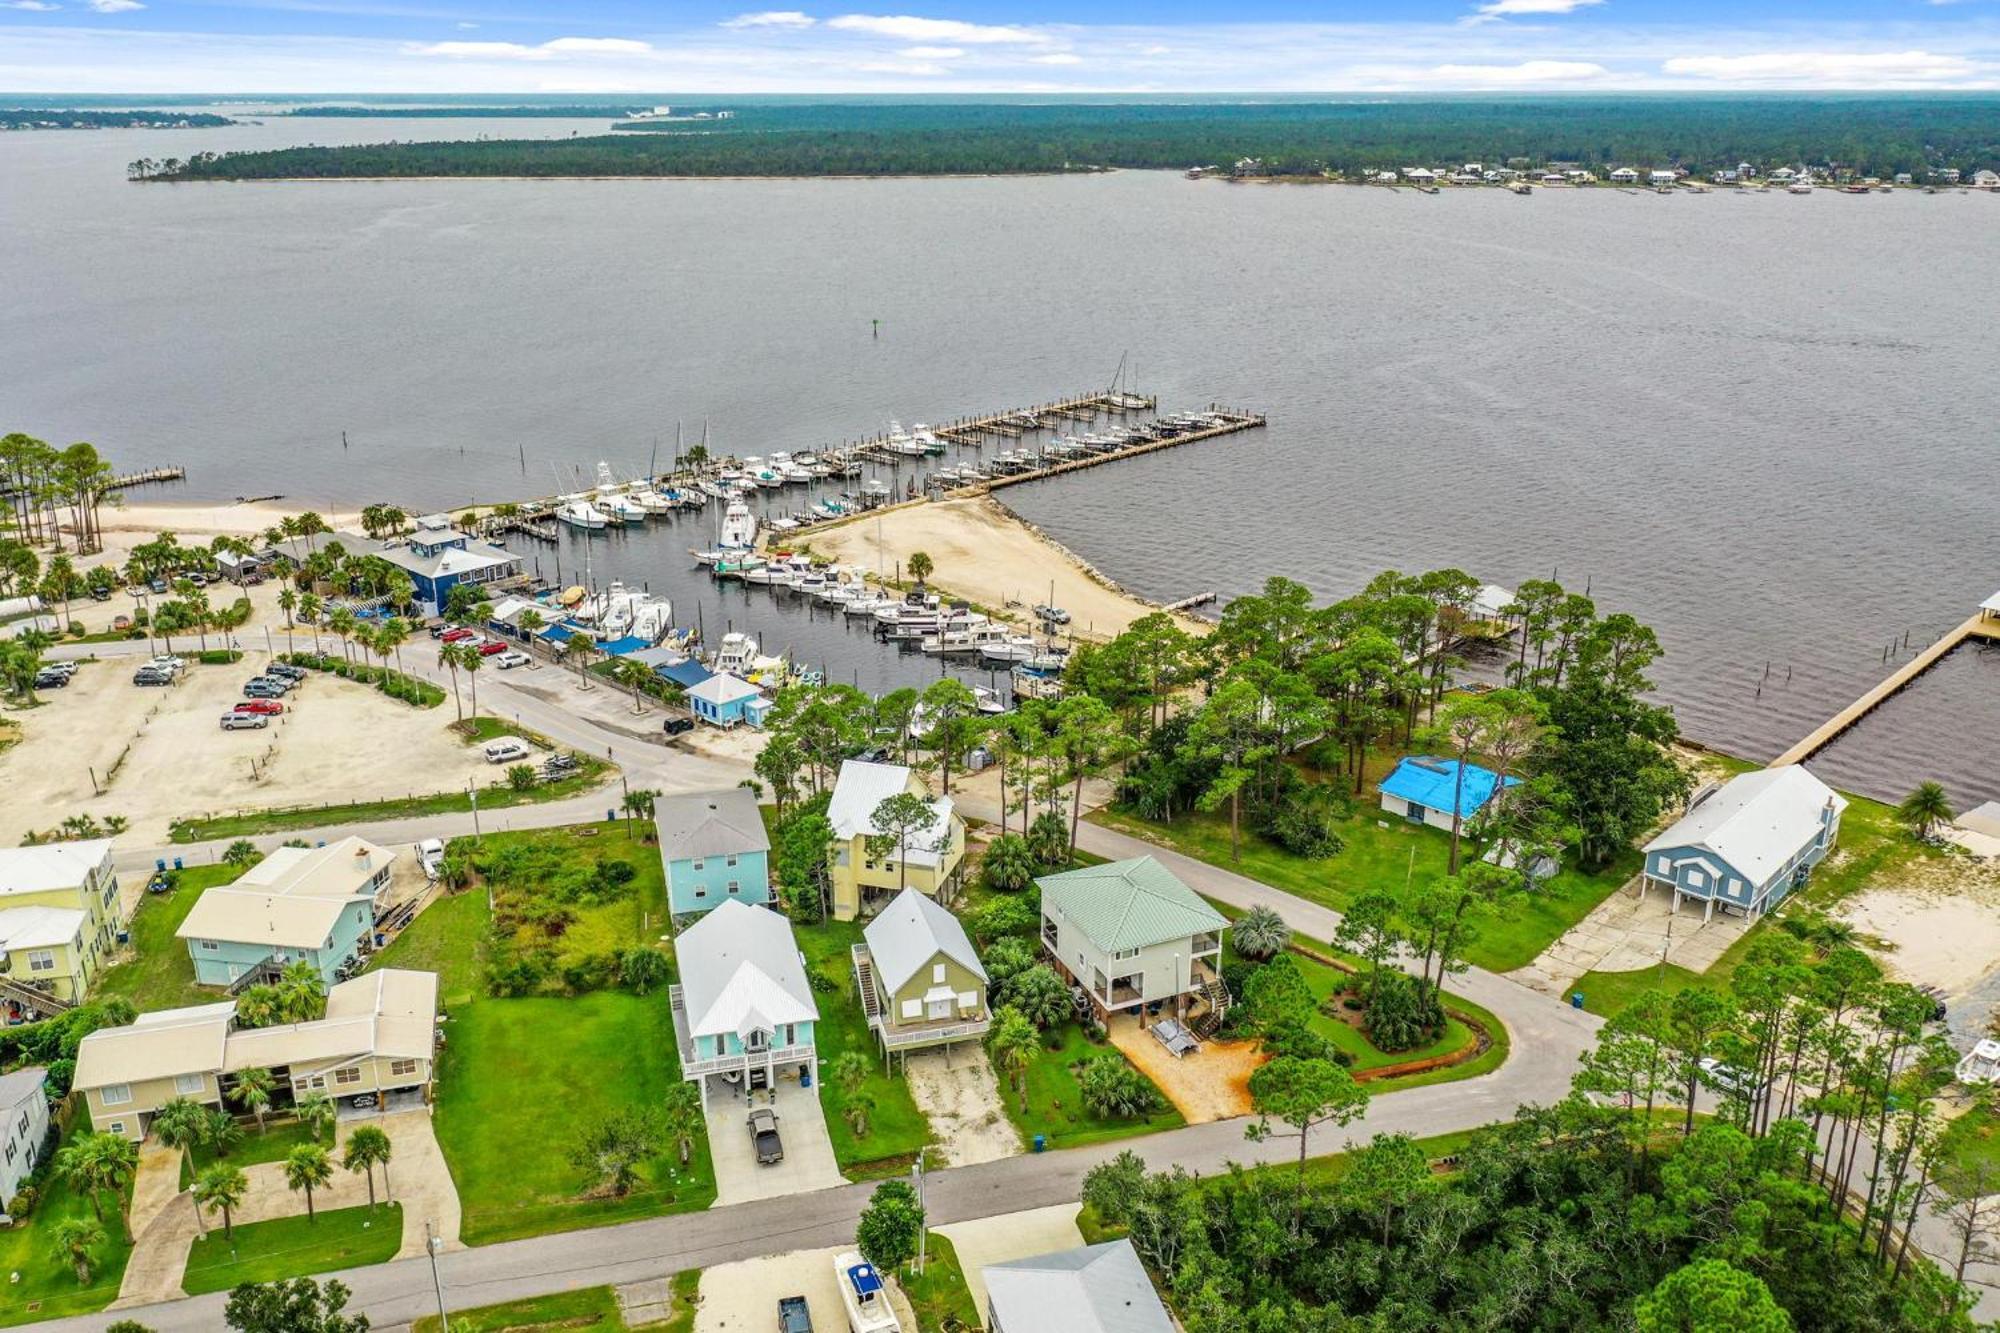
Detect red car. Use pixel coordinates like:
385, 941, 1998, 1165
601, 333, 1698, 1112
478, 639, 508, 656
440, 627, 477, 643
233, 699, 285, 715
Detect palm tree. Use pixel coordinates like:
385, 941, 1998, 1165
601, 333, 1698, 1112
200, 1106, 242, 1160
298, 591, 323, 656
54, 1133, 138, 1240
235, 984, 282, 1029
223, 839, 260, 869
193, 1163, 248, 1241
342, 1125, 393, 1208
230, 1067, 275, 1132
568, 630, 597, 688
378, 616, 410, 688
296, 1090, 336, 1144
284, 1143, 334, 1221
277, 586, 297, 640
518, 608, 545, 642
149, 1098, 208, 1190
438, 641, 467, 721
662, 1082, 704, 1168
461, 644, 482, 718
275, 960, 326, 1024
987, 1007, 1037, 1113
49, 1218, 105, 1285
328, 605, 357, 667
1898, 781, 1955, 841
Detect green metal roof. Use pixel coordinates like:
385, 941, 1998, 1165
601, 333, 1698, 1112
1036, 856, 1227, 953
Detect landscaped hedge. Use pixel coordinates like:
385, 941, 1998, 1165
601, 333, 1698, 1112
280, 651, 445, 707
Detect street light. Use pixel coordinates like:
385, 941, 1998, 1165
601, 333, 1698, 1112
426, 1220, 449, 1332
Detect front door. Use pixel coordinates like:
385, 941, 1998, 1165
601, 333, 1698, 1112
926, 996, 953, 1021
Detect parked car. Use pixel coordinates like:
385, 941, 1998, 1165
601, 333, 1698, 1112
747, 1107, 784, 1164
440, 627, 477, 643
242, 680, 286, 699
1033, 603, 1071, 625
478, 640, 507, 656
132, 667, 173, 686
663, 716, 695, 736
779, 1295, 813, 1333
34, 670, 69, 690
264, 663, 307, 682
493, 650, 531, 669
220, 712, 268, 730
481, 737, 532, 764
40, 661, 77, 679
428, 624, 447, 639
416, 838, 446, 880
233, 699, 284, 716
245, 675, 293, 694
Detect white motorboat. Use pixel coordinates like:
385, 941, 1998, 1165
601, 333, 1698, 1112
630, 489, 675, 514
979, 634, 1040, 663
718, 499, 759, 550
604, 494, 650, 524
922, 620, 1007, 656
714, 631, 759, 676
972, 683, 1008, 715
1959, 1040, 2000, 1086
1788, 177, 1814, 194
880, 420, 930, 457
741, 562, 782, 586
697, 479, 729, 499
836, 1254, 900, 1333
843, 594, 892, 617
557, 500, 609, 531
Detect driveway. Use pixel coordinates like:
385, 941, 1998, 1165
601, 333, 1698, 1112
705, 1076, 845, 1206
229, 1109, 460, 1260
698, 1246, 916, 1333
936, 1202, 1085, 1318
1506, 875, 1750, 997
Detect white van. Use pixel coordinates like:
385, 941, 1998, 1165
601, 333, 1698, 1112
481, 737, 532, 764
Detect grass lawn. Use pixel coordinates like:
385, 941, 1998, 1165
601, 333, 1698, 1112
792, 919, 932, 1173
168, 764, 616, 843
436, 988, 716, 1245
470, 820, 669, 974
190, 1117, 331, 1175
1938, 1103, 2000, 1183
95, 862, 247, 1012
414, 1286, 625, 1332
1253, 941, 1473, 1074
1091, 802, 1637, 975
181, 1202, 401, 1296
1002, 1023, 1184, 1152
900, 1233, 980, 1333
0, 1138, 135, 1328
368, 886, 488, 1007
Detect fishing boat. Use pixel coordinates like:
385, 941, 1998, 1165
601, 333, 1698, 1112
697, 479, 730, 500
604, 493, 650, 524
1788, 177, 1815, 194
979, 633, 1040, 664
713, 631, 759, 676
880, 421, 930, 457
843, 593, 892, 617
557, 499, 609, 531
836, 1254, 900, 1333
718, 499, 759, 550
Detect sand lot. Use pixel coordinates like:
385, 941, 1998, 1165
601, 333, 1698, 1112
802, 497, 1205, 642
697, 1247, 916, 1333
1, 654, 502, 844
1109, 1021, 1262, 1124
904, 1047, 1022, 1167
1837, 854, 2000, 995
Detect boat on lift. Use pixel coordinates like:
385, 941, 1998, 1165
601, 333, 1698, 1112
718, 499, 759, 550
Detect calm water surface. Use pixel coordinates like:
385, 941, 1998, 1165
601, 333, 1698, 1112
4, 115, 1997, 802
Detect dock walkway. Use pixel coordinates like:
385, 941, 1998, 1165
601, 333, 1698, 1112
965, 406, 1266, 497
1770, 612, 2000, 767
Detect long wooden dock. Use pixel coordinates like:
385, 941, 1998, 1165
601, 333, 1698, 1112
931, 391, 1155, 447
1770, 610, 2000, 767
965, 406, 1266, 496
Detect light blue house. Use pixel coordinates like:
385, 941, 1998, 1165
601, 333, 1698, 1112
176, 838, 394, 988
687, 673, 771, 728
656, 788, 772, 917
1378, 756, 1520, 833
669, 899, 818, 1105
1642, 765, 1846, 922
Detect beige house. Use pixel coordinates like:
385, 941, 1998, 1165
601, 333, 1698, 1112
0, 840, 126, 1016
73, 968, 439, 1140
825, 760, 966, 922
1038, 857, 1229, 1032
852, 887, 988, 1059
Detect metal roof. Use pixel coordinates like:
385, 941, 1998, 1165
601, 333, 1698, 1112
0, 840, 112, 896
1036, 857, 1225, 954
0, 1067, 47, 1112
1644, 765, 1846, 885
0, 905, 86, 951
655, 788, 771, 863
177, 838, 391, 950
863, 888, 985, 993
688, 672, 764, 706
1379, 756, 1518, 819
674, 900, 817, 1039
828, 761, 955, 866
984, 1241, 1173, 1333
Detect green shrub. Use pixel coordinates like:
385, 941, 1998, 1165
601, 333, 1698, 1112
1364, 970, 1446, 1053
1072, 1053, 1163, 1119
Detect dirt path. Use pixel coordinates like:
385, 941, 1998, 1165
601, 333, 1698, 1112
903, 1047, 1021, 1167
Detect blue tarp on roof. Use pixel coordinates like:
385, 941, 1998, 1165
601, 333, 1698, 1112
538, 622, 575, 643
655, 659, 713, 689
597, 635, 651, 657
1379, 756, 1519, 819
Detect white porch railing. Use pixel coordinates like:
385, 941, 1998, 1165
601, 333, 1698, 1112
878, 1015, 990, 1049
670, 984, 814, 1077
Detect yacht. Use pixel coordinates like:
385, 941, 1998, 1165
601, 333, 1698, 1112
1788, 176, 1815, 195
843, 593, 892, 618
696, 479, 730, 500
880, 421, 930, 457
979, 633, 1040, 664
604, 493, 650, 524
718, 499, 759, 550
557, 499, 609, 531
713, 631, 759, 676
778, 456, 814, 485
922, 620, 1008, 656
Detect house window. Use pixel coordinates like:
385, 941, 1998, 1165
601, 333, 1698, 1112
200, 940, 219, 951
107, 1122, 125, 1137
932, 963, 946, 984
391, 1059, 419, 1077
26, 951, 53, 973
5, 1143, 15, 1165
726, 855, 739, 868
1113, 947, 1140, 961
335, 1067, 362, 1085
174, 1074, 205, 1096
14, 1112, 26, 1136
694, 885, 707, 900
99, 1083, 132, 1107
782, 1024, 796, 1047
1687, 869, 1706, 889
692, 858, 705, 872
727, 881, 740, 895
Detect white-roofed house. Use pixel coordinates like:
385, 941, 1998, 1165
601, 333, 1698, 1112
687, 672, 772, 729
176, 837, 395, 988
984, 1240, 1174, 1333
1641, 765, 1846, 922
72, 968, 439, 1139
669, 899, 817, 1104
1981, 589, 2000, 628
825, 760, 967, 921
853, 888, 988, 1058
0, 839, 125, 1016
1609, 167, 1639, 183
0, 1067, 51, 1207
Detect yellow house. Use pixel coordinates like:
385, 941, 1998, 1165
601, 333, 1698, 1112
825, 760, 966, 922
0, 840, 126, 1015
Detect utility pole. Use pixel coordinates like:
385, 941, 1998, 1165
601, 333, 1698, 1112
911, 1156, 927, 1275
426, 1219, 449, 1332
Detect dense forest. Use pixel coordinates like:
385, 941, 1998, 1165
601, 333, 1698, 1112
148, 97, 2000, 179
2, 108, 233, 130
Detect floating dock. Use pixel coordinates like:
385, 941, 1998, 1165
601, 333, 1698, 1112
1770, 602, 2000, 767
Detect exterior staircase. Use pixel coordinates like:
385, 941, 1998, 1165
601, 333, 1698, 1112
1189, 977, 1231, 1039
850, 944, 882, 1026
224, 956, 280, 996
0, 975, 72, 1017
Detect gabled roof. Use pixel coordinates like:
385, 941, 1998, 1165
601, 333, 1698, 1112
984, 1241, 1173, 1333
74, 1001, 237, 1088
1037, 856, 1226, 955
864, 888, 985, 993
1645, 765, 1846, 885
655, 658, 714, 689
828, 760, 956, 866
0, 840, 111, 896
1379, 756, 1518, 819
689, 672, 763, 706
655, 788, 770, 863
178, 838, 391, 950
0, 1067, 47, 1112
675, 900, 817, 1038
0, 905, 85, 951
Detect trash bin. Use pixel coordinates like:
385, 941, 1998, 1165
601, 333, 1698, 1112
801, 1067, 812, 1089
155, 858, 166, 872
1033, 1134, 1046, 1153
608, 809, 616, 822
1570, 992, 1585, 1010
375, 933, 387, 948
172, 856, 183, 871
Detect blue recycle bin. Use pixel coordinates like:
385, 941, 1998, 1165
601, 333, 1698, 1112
1570, 992, 1585, 1010
1033, 1135, 1046, 1153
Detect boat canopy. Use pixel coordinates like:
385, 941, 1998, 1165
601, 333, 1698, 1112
846, 1263, 884, 1298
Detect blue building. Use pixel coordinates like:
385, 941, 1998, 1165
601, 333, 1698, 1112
687, 672, 770, 728
354, 514, 522, 618
669, 899, 818, 1105
1378, 756, 1520, 833
176, 838, 393, 988
1642, 765, 1846, 922
656, 788, 772, 917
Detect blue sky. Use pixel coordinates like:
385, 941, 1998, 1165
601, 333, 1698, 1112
3, 0, 1998, 92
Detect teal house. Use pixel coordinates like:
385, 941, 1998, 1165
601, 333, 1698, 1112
174, 838, 394, 989
668, 899, 818, 1104
655, 788, 772, 918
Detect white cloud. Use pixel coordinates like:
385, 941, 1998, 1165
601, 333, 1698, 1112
1030, 52, 1082, 65
721, 11, 816, 28
1464, 0, 1601, 25
86, 0, 143, 10
455, 21, 477, 30
1348, 58, 1611, 86
1139, 44, 1171, 56
898, 45, 963, 58
1662, 50, 1982, 85
826, 14, 1045, 45
854, 59, 948, 75
2, 1, 61, 10
408, 37, 654, 61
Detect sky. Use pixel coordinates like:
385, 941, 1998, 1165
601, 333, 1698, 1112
2, 0, 1999, 93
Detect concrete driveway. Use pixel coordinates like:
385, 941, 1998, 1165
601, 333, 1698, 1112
697, 1246, 916, 1333
936, 1203, 1085, 1318
229, 1109, 461, 1260
705, 1076, 845, 1206
1507, 876, 1749, 997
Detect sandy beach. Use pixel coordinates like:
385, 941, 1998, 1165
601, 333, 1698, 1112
1835, 855, 2000, 995
797, 496, 1206, 642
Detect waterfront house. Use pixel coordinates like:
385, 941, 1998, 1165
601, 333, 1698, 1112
687, 672, 770, 728
1981, 590, 2000, 629
0, 840, 125, 1016
344, 513, 522, 618
1649, 170, 1677, 186
985, 1240, 1174, 1333
655, 658, 714, 691
1609, 167, 1639, 183
1038, 856, 1228, 1030
1894, 173, 1913, 186
1378, 756, 1519, 833
1973, 170, 2000, 190
854, 888, 988, 1058
177, 838, 394, 989
1640, 765, 1845, 922
1402, 167, 1435, 182
656, 788, 772, 917
1737, 161, 1755, 180
669, 899, 817, 1103
74, 968, 440, 1139
0, 1068, 50, 1209
1768, 167, 1797, 182
826, 760, 966, 921
1935, 167, 1961, 183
